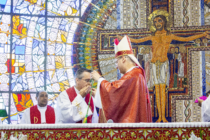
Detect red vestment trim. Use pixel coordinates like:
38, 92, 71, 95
126, 35, 132, 51
115, 50, 133, 58
66, 87, 94, 123
30, 105, 55, 124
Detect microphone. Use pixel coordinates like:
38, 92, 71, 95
107, 119, 114, 123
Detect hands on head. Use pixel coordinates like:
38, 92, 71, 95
91, 70, 102, 82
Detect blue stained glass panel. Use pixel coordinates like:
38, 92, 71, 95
0, 0, 83, 124
13, 0, 46, 15
47, 0, 80, 16
0, 0, 10, 13
15, 45, 25, 55
11, 15, 46, 92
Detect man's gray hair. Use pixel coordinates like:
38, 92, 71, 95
75, 68, 92, 79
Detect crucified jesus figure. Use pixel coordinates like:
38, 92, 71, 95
118, 10, 209, 122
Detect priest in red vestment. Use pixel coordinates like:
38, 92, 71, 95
20, 91, 56, 124
55, 68, 98, 123
92, 35, 152, 123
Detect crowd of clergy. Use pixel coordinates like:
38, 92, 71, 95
0, 36, 209, 124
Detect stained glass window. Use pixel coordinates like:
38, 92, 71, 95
0, 0, 81, 124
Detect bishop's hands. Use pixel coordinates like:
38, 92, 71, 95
91, 71, 102, 82
91, 88, 96, 97
79, 84, 91, 98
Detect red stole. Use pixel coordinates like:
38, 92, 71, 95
30, 105, 55, 124
66, 87, 94, 123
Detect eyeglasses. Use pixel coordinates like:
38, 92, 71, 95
81, 79, 91, 82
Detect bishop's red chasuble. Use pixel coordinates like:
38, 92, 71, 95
66, 87, 94, 123
30, 105, 55, 124
99, 67, 152, 123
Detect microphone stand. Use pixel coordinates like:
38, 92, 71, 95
83, 79, 93, 123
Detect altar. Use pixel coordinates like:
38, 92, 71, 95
1, 123, 210, 140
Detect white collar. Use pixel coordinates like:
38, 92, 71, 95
74, 86, 79, 95
37, 104, 47, 110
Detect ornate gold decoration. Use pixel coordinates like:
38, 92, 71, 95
155, 131, 160, 137
165, 131, 170, 137
131, 132, 136, 137
15, 131, 18, 137
56, 133, 61, 139
148, 10, 172, 32
34, 133, 38, 139
1, 128, 210, 139
88, 132, 93, 138
45, 130, 49, 138
121, 132, 126, 137
65, 133, 70, 138
77, 131, 81, 137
